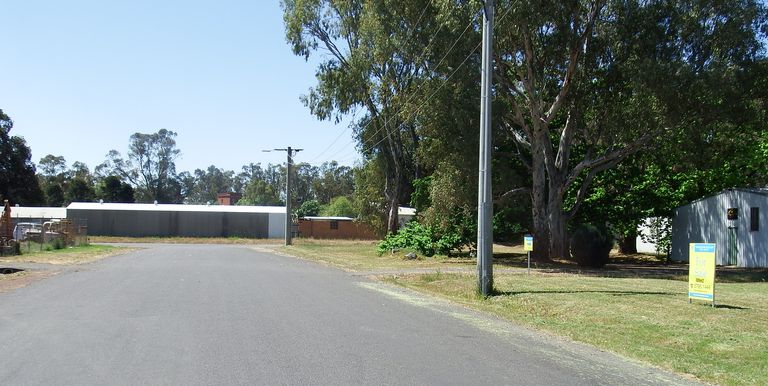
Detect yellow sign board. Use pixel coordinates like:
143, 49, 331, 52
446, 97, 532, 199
688, 243, 716, 303
524, 236, 533, 252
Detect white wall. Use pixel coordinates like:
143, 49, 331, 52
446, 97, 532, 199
268, 213, 285, 239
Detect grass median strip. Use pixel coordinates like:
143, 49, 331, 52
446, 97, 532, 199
282, 240, 768, 386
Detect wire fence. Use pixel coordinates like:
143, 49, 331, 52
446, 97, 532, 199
2, 218, 88, 256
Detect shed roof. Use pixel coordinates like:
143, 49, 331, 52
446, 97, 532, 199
398, 207, 417, 216
302, 216, 355, 221
10, 206, 67, 219
677, 188, 768, 209
67, 202, 286, 214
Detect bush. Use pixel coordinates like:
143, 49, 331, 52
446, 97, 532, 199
320, 196, 356, 218
51, 237, 66, 250
377, 221, 436, 257
296, 200, 321, 218
377, 218, 474, 258
570, 223, 614, 268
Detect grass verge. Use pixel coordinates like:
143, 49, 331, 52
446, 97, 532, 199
1, 244, 129, 265
282, 240, 768, 386
281, 239, 476, 271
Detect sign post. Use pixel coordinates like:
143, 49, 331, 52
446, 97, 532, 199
688, 243, 716, 307
524, 235, 533, 274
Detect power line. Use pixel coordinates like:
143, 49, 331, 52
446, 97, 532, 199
314, 2, 516, 165
305, 1, 437, 165
322, 8, 483, 162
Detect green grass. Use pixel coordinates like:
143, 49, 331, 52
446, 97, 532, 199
281, 239, 476, 271
281, 240, 768, 385
1, 243, 128, 265
386, 272, 767, 386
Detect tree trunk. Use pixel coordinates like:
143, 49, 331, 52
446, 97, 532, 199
384, 166, 401, 235
548, 201, 569, 260
530, 143, 550, 261
618, 229, 638, 254
388, 197, 399, 235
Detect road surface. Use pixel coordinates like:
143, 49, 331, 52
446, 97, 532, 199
0, 244, 698, 385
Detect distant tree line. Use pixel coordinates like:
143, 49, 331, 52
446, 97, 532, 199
0, 122, 359, 220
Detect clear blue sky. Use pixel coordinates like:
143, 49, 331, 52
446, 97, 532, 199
1, 0, 359, 175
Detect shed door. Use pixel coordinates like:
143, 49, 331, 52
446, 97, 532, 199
727, 225, 738, 266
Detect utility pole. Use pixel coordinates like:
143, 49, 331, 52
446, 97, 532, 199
264, 147, 303, 245
477, 0, 494, 296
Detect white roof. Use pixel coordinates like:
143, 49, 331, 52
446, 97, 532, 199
10, 207, 67, 219
398, 207, 417, 216
67, 202, 286, 214
302, 216, 355, 221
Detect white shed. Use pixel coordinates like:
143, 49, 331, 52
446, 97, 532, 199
671, 188, 767, 267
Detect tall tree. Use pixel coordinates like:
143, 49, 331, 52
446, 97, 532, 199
98, 129, 182, 203
186, 165, 236, 204
283, 0, 447, 233
38, 154, 67, 178
98, 175, 135, 203
493, 0, 767, 259
313, 161, 354, 204
239, 180, 282, 206
65, 178, 95, 203
37, 154, 68, 206
0, 109, 44, 206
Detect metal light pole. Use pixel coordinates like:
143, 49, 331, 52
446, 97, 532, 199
264, 147, 303, 246
477, 0, 494, 296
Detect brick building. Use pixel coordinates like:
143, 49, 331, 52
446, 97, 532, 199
217, 192, 243, 206
298, 216, 378, 240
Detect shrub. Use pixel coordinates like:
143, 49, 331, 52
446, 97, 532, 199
570, 223, 614, 268
296, 200, 321, 218
377, 221, 436, 257
51, 237, 66, 250
320, 196, 356, 218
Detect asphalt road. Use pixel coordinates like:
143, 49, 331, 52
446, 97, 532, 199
0, 245, 699, 385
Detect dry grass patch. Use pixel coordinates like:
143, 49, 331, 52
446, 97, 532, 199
1, 244, 130, 265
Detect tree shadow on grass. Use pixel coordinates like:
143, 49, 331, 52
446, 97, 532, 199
714, 304, 750, 310
491, 289, 677, 297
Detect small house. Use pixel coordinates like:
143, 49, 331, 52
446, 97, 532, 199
670, 188, 767, 267
298, 217, 378, 239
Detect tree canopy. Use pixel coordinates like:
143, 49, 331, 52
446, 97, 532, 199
0, 109, 44, 206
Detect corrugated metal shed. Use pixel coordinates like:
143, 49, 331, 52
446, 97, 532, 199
671, 188, 768, 267
67, 202, 285, 213
67, 202, 285, 238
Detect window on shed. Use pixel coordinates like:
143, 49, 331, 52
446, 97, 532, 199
750, 207, 760, 231
330, 220, 339, 230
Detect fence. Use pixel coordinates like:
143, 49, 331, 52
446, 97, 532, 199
9, 217, 88, 255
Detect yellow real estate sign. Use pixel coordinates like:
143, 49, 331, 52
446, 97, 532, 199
688, 243, 716, 303
524, 236, 533, 251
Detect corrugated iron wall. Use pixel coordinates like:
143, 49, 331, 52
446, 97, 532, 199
67, 209, 278, 238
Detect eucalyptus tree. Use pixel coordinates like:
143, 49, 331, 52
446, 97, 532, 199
186, 165, 236, 204
313, 161, 354, 204
97, 129, 182, 203
283, 0, 457, 233
0, 109, 44, 205
493, 0, 767, 260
